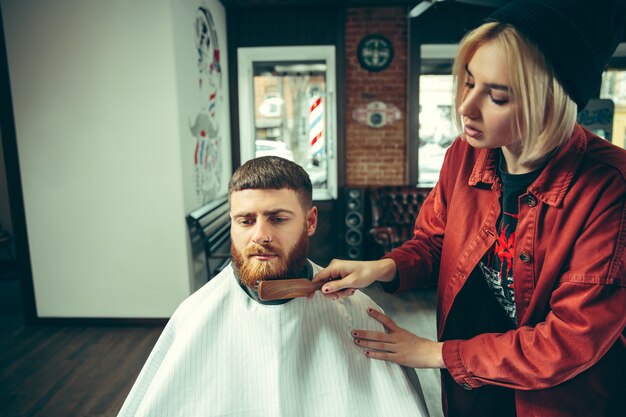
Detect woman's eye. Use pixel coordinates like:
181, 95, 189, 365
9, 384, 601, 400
464, 81, 475, 89
490, 95, 509, 105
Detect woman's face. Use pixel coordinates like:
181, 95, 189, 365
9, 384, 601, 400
458, 41, 520, 151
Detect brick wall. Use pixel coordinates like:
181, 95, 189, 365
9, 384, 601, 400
345, 7, 408, 186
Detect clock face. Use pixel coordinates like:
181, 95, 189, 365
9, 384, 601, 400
357, 34, 394, 72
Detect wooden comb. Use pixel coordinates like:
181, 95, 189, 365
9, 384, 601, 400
257, 278, 324, 301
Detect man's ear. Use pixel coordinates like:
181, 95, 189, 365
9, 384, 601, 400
306, 206, 318, 237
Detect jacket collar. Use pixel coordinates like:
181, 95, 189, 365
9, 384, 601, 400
469, 124, 588, 207
468, 146, 499, 187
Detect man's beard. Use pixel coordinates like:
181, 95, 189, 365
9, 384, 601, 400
231, 228, 309, 288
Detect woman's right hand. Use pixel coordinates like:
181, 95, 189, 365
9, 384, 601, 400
311, 258, 397, 299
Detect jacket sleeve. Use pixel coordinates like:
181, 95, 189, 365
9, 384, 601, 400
443, 285, 626, 390
442, 186, 626, 390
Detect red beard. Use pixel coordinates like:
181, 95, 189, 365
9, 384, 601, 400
231, 228, 309, 288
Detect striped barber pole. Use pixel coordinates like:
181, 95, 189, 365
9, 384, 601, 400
309, 96, 324, 156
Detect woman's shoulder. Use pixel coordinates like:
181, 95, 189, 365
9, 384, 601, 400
583, 130, 626, 183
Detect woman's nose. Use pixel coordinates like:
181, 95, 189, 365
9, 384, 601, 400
458, 91, 479, 120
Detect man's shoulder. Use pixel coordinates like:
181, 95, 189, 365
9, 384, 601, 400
172, 264, 235, 318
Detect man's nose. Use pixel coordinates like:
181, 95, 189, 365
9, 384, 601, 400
251, 220, 272, 245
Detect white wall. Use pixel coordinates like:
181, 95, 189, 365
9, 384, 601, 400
0, 0, 228, 318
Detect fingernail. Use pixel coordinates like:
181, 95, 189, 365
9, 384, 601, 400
365, 351, 371, 356
355, 339, 361, 345
323, 287, 329, 293
352, 331, 358, 337
367, 308, 373, 313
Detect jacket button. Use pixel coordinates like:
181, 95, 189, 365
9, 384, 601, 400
525, 195, 538, 207
519, 252, 532, 263
461, 383, 472, 391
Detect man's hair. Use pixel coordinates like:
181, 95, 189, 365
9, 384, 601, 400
453, 22, 577, 168
228, 156, 313, 209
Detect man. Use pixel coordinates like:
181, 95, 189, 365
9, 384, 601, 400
117, 156, 429, 417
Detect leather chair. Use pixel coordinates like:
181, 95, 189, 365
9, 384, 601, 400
367, 186, 432, 256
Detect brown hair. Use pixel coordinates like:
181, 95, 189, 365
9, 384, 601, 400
453, 22, 577, 168
228, 156, 313, 209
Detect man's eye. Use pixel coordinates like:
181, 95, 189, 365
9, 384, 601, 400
271, 217, 287, 223
238, 218, 254, 225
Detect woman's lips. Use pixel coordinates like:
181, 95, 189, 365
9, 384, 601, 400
464, 124, 482, 138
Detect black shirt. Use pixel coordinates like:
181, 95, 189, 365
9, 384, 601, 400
478, 151, 542, 323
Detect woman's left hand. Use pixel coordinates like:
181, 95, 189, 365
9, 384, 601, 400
352, 308, 445, 369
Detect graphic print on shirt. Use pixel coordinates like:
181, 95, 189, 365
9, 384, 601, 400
495, 220, 516, 278
480, 212, 517, 322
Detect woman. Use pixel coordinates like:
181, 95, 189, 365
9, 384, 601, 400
313, 0, 626, 416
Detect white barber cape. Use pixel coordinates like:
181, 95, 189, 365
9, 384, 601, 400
118, 261, 429, 417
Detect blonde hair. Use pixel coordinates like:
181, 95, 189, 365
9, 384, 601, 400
453, 22, 577, 168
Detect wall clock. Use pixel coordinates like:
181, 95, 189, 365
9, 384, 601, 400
357, 34, 394, 72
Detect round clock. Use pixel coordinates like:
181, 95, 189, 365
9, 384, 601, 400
357, 34, 394, 72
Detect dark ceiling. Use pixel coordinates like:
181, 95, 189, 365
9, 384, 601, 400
220, 0, 509, 7
219, 0, 428, 5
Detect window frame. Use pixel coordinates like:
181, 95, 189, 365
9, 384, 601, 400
237, 45, 338, 201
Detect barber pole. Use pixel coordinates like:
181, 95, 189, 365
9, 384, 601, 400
309, 96, 324, 156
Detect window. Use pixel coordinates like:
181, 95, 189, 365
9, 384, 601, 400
578, 43, 626, 149
417, 44, 458, 187
238, 46, 338, 200
598, 45, 626, 149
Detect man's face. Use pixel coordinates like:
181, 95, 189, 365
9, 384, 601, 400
230, 188, 317, 288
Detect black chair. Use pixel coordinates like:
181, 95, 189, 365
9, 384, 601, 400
367, 186, 432, 256
186, 197, 231, 281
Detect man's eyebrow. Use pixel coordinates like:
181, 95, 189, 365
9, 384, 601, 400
465, 64, 510, 92
232, 209, 295, 218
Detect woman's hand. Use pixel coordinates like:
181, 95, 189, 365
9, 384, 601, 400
311, 258, 397, 300
353, 308, 445, 369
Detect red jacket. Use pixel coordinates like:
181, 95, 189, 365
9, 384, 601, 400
386, 125, 626, 417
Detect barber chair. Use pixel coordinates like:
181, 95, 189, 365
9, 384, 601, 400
367, 186, 432, 257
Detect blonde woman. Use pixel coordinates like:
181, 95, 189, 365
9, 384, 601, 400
314, 0, 626, 415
